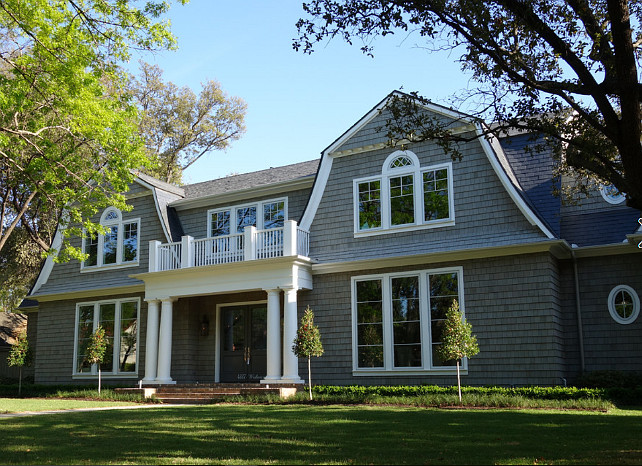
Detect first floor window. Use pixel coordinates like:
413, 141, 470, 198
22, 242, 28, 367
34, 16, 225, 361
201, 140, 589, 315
74, 299, 139, 376
608, 285, 640, 324
353, 267, 463, 372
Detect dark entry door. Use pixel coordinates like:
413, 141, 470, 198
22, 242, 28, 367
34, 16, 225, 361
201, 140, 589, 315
220, 304, 267, 382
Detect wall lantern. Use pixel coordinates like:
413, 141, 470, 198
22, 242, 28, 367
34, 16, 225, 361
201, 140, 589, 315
200, 315, 209, 337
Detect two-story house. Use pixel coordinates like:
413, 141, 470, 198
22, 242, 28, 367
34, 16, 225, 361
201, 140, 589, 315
24, 92, 642, 387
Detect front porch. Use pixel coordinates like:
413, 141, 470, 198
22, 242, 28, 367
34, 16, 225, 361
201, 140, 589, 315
131, 252, 313, 387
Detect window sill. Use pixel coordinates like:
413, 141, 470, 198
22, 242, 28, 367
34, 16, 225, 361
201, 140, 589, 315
80, 262, 139, 273
353, 367, 467, 376
72, 373, 139, 379
354, 219, 455, 238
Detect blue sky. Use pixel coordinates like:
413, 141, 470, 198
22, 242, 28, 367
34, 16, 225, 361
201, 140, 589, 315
135, 1, 474, 184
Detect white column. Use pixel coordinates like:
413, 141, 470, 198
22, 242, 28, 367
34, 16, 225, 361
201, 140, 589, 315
261, 289, 282, 383
156, 298, 176, 384
282, 288, 304, 383
142, 299, 160, 383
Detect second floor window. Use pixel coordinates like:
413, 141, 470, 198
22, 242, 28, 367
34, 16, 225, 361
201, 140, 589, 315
354, 151, 454, 235
208, 198, 287, 237
83, 207, 140, 269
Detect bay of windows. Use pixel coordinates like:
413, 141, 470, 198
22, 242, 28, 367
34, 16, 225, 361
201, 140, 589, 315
83, 207, 139, 269
353, 268, 463, 372
74, 299, 139, 376
208, 198, 287, 237
354, 151, 454, 235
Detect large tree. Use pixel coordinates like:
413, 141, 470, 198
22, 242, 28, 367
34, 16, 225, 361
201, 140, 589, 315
129, 62, 246, 184
0, 0, 185, 267
295, 0, 642, 210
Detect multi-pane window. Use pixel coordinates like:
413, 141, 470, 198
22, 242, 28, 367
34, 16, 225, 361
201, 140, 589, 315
208, 198, 287, 237
353, 268, 463, 372
423, 168, 450, 221
390, 175, 415, 226
74, 299, 139, 376
83, 207, 139, 269
263, 201, 285, 229
356, 280, 384, 368
353, 151, 454, 234
358, 181, 381, 230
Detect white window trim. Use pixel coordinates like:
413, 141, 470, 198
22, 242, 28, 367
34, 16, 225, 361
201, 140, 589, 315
600, 184, 626, 205
72, 297, 140, 378
207, 197, 288, 237
353, 152, 455, 237
608, 285, 640, 325
351, 266, 466, 375
81, 207, 140, 272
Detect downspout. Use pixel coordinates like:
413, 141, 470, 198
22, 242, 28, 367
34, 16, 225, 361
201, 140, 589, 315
571, 249, 585, 373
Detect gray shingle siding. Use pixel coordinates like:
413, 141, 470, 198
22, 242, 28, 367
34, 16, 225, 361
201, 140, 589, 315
34, 186, 165, 296
310, 131, 549, 263
299, 253, 565, 387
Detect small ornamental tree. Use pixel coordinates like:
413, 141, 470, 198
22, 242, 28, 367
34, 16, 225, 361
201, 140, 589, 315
292, 306, 324, 400
436, 300, 479, 403
7, 330, 32, 396
87, 326, 108, 394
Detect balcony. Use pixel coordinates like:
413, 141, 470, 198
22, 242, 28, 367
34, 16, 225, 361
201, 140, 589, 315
148, 220, 310, 273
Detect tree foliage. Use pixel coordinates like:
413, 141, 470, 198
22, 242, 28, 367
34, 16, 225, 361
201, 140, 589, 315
293, 306, 324, 400
128, 62, 247, 184
87, 325, 107, 393
7, 328, 31, 368
7, 328, 32, 396
436, 299, 479, 402
295, 0, 642, 210
0, 0, 185, 264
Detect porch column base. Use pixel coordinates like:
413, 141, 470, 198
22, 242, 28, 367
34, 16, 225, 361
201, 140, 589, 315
142, 379, 176, 385
273, 377, 304, 384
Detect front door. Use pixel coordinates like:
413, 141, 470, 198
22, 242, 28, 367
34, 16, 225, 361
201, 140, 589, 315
220, 304, 267, 382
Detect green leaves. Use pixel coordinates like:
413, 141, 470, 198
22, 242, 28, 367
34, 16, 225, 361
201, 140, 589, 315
7, 330, 32, 368
292, 306, 324, 359
436, 299, 479, 363
87, 325, 107, 365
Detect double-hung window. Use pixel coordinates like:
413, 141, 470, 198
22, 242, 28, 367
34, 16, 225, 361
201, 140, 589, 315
354, 151, 454, 235
73, 298, 139, 377
82, 207, 140, 270
352, 267, 464, 374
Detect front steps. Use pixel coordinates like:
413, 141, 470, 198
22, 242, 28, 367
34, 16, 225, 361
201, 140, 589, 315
116, 383, 302, 404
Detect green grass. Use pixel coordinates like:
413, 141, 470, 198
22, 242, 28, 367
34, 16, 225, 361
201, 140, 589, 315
0, 404, 640, 465
0, 397, 145, 414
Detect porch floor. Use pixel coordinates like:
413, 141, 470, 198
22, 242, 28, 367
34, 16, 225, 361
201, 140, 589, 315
116, 383, 303, 404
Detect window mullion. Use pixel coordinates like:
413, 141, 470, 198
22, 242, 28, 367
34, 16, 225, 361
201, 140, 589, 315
382, 277, 393, 370
419, 272, 431, 370
114, 301, 121, 375
383, 176, 391, 229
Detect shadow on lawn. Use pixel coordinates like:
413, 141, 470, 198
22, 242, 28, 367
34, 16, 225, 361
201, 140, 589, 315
1, 405, 641, 465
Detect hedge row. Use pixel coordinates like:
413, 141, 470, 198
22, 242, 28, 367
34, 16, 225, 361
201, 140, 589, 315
311, 385, 642, 404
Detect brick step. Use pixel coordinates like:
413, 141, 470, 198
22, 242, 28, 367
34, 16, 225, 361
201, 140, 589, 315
155, 387, 246, 394
116, 384, 302, 401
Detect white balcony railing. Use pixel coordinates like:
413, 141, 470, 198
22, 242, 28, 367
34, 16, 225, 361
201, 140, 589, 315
149, 220, 310, 272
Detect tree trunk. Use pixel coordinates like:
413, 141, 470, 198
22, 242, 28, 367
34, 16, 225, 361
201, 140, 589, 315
457, 360, 462, 403
98, 367, 102, 395
18, 367, 22, 397
308, 357, 312, 401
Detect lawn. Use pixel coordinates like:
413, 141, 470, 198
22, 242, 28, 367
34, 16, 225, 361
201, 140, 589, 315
0, 398, 149, 414
0, 403, 640, 465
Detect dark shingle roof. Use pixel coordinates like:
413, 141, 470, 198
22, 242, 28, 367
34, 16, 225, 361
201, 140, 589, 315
182, 159, 320, 199
499, 133, 561, 237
